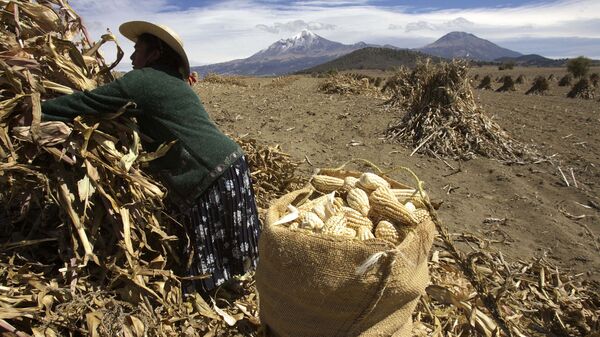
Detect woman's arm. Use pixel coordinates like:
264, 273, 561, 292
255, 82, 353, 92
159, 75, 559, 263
42, 71, 143, 121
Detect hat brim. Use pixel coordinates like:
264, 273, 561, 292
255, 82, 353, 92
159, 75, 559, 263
119, 21, 190, 76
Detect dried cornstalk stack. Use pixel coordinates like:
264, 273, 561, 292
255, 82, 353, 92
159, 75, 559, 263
496, 75, 516, 92
382, 66, 414, 107
234, 136, 305, 209
591, 73, 599, 87
477, 75, 493, 90
272, 170, 430, 245
567, 78, 595, 99
318, 73, 388, 98
385, 60, 539, 163
202, 72, 248, 86
0, 1, 264, 336
559, 74, 573, 86
525, 76, 550, 95
515, 74, 525, 84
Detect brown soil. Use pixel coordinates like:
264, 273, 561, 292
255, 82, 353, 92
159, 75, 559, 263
195, 66, 600, 281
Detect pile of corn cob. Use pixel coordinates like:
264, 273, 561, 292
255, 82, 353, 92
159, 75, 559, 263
274, 171, 431, 244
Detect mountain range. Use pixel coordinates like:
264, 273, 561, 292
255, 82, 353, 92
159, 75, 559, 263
193, 30, 373, 76
192, 31, 561, 76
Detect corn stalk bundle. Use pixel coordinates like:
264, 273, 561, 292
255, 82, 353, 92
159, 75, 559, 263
496, 76, 516, 92
382, 66, 415, 107
559, 74, 573, 87
477, 75, 492, 90
234, 136, 305, 209
385, 60, 539, 163
515, 74, 525, 84
525, 76, 550, 95
0, 2, 269, 336
413, 224, 600, 337
317, 73, 387, 98
567, 78, 595, 99
201, 73, 247, 87
590, 73, 599, 88
548, 73, 556, 81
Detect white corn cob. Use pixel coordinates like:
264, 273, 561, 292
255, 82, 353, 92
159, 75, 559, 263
341, 176, 359, 193
370, 187, 419, 227
300, 211, 325, 230
322, 214, 348, 236
311, 175, 344, 193
358, 172, 390, 191
346, 187, 370, 217
341, 206, 374, 230
404, 201, 417, 213
413, 209, 431, 223
356, 226, 375, 240
374, 220, 401, 244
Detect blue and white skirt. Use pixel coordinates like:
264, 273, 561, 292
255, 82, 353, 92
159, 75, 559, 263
182, 155, 261, 293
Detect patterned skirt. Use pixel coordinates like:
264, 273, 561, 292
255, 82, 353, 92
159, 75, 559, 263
182, 155, 261, 294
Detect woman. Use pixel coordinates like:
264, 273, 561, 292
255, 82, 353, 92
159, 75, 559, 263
40, 21, 261, 294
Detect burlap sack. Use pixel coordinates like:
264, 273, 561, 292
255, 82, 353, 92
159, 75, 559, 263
256, 169, 435, 337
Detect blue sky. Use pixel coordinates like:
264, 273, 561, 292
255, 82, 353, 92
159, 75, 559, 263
73, 0, 600, 69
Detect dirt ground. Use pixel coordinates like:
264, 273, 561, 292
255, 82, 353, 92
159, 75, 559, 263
194, 65, 600, 281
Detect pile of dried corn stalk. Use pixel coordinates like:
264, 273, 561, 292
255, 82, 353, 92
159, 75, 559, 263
318, 73, 387, 98
526, 76, 550, 95
567, 78, 595, 99
0, 2, 286, 336
235, 136, 305, 209
385, 60, 540, 163
202, 73, 247, 87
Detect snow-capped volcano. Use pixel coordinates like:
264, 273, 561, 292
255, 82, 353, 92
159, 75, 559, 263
249, 30, 367, 61
193, 30, 373, 75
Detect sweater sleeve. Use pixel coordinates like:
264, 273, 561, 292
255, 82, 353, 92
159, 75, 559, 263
41, 71, 143, 121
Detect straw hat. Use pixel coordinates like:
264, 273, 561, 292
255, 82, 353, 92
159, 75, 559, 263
119, 21, 190, 76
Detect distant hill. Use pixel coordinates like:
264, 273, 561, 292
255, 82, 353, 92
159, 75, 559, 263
418, 31, 521, 61
192, 30, 374, 76
297, 47, 439, 73
495, 54, 567, 67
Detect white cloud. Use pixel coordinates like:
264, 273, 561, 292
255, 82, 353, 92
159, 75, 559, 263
70, 0, 600, 70
405, 21, 437, 32
256, 20, 336, 33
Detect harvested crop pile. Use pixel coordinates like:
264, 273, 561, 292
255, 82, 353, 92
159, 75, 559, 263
382, 66, 414, 107
568, 78, 595, 99
591, 73, 599, 87
202, 72, 247, 87
559, 74, 573, 86
318, 73, 387, 98
548, 73, 556, 81
385, 60, 539, 163
525, 76, 550, 95
496, 76, 516, 92
235, 137, 305, 209
515, 74, 525, 84
0, 2, 299, 336
477, 75, 493, 90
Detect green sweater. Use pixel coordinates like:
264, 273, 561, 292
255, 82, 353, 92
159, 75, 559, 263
42, 65, 243, 205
